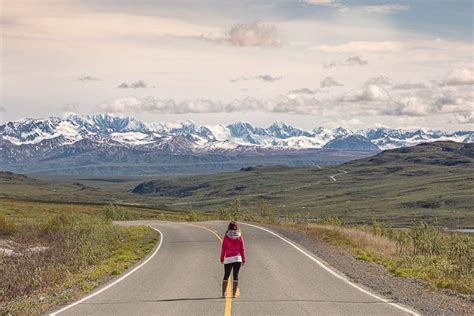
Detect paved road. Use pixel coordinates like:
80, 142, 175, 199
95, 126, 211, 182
51, 221, 418, 316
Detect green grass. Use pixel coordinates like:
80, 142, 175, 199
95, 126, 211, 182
128, 142, 474, 227
0, 211, 160, 315
0, 198, 189, 226
296, 221, 473, 294
1, 142, 472, 227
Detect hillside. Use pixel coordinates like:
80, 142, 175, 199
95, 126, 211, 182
1, 141, 472, 227
0, 171, 163, 211
132, 141, 474, 226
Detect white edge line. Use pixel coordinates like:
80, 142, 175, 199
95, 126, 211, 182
50, 227, 163, 316
240, 222, 420, 316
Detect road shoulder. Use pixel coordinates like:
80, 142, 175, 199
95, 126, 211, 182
265, 224, 473, 316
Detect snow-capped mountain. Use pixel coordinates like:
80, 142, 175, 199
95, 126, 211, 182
1, 114, 473, 164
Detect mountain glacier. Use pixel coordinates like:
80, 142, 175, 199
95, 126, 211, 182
2, 114, 472, 175
1, 114, 472, 153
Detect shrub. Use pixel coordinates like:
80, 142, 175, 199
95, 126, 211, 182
371, 217, 382, 236
103, 203, 137, 221
448, 233, 473, 275
410, 221, 444, 256
318, 216, 344, 226
187, 211, 201, 222
0, 215, 17, 236
257, 202, 276, 223
0, 213, 121, 302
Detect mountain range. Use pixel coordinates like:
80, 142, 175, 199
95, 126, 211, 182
1, 114, 472, 175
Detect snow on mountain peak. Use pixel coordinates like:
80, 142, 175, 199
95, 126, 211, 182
1, 114, 473, 152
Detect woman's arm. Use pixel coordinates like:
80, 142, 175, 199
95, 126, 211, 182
240, 236, 246, 264
220, 237, 226, 263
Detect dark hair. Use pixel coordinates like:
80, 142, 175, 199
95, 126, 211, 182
227, 221, 240, 231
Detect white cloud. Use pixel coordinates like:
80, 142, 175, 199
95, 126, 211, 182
311, 41, 405, 53
432, 89, 467, 108
359, 5, 409, 14
100, 96, 255, 114
287, 88, 320, 95
98, 81, 473, 122
305, 0, 336, 6
302, 0, 347, 11
99, 68, 470, 119
231, 74, 281, 83
256, 74, 282, 82
219, 22, 281, 48
118, 80, 147, 89
365, 76, 391, 86
324, 56, 368, 68
320, 76, 343, 88
61, 102, 79, 112
388, 96, 429, 117
341, 84, 390, 102
443, 68, 474, 86
304, 1, 408, 14
272, 95, 321, 114
78, 75, 101, 81
99, 95, 322, 115
341, 118, 362, 126
450, 112, 474, 124
346, 56, 368, 66
393, 82, 427, 90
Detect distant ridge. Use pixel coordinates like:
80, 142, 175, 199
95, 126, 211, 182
1, 114, 472, 175
1, 114, 472, 151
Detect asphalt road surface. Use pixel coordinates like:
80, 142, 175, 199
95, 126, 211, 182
51, 221, 418, 316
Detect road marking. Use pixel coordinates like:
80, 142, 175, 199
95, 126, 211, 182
49, 227, 164, 316
185, 223, 233, 316
185, 223, 222, 242
240, 223, 420, 316
225, 278, 232, 316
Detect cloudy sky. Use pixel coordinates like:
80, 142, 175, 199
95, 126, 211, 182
1, 0, 473, 130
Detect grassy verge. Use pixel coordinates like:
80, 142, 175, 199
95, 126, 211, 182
291, 222, 473, 294
0, 199, 188, 225
0, 212, 159, 315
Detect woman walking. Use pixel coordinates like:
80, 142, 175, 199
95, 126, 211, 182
220, 221, 246, 298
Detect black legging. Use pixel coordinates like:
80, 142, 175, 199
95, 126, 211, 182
223, 262, 242, 281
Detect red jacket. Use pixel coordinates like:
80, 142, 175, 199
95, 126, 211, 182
220, 231, 246, 264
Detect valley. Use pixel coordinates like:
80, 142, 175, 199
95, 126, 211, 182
2, 141, 473, 228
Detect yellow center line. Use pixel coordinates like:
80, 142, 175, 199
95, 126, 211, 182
186, 223, 223, 242
225, 277, 232, 316
183, 223, 233, 316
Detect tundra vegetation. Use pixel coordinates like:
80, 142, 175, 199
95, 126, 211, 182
0, 204, 159, 315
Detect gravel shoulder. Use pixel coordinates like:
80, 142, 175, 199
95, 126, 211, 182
265, 224, 474, 316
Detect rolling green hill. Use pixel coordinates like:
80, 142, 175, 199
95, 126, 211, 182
1, 141, 472, 227
132, 142, 474, 226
